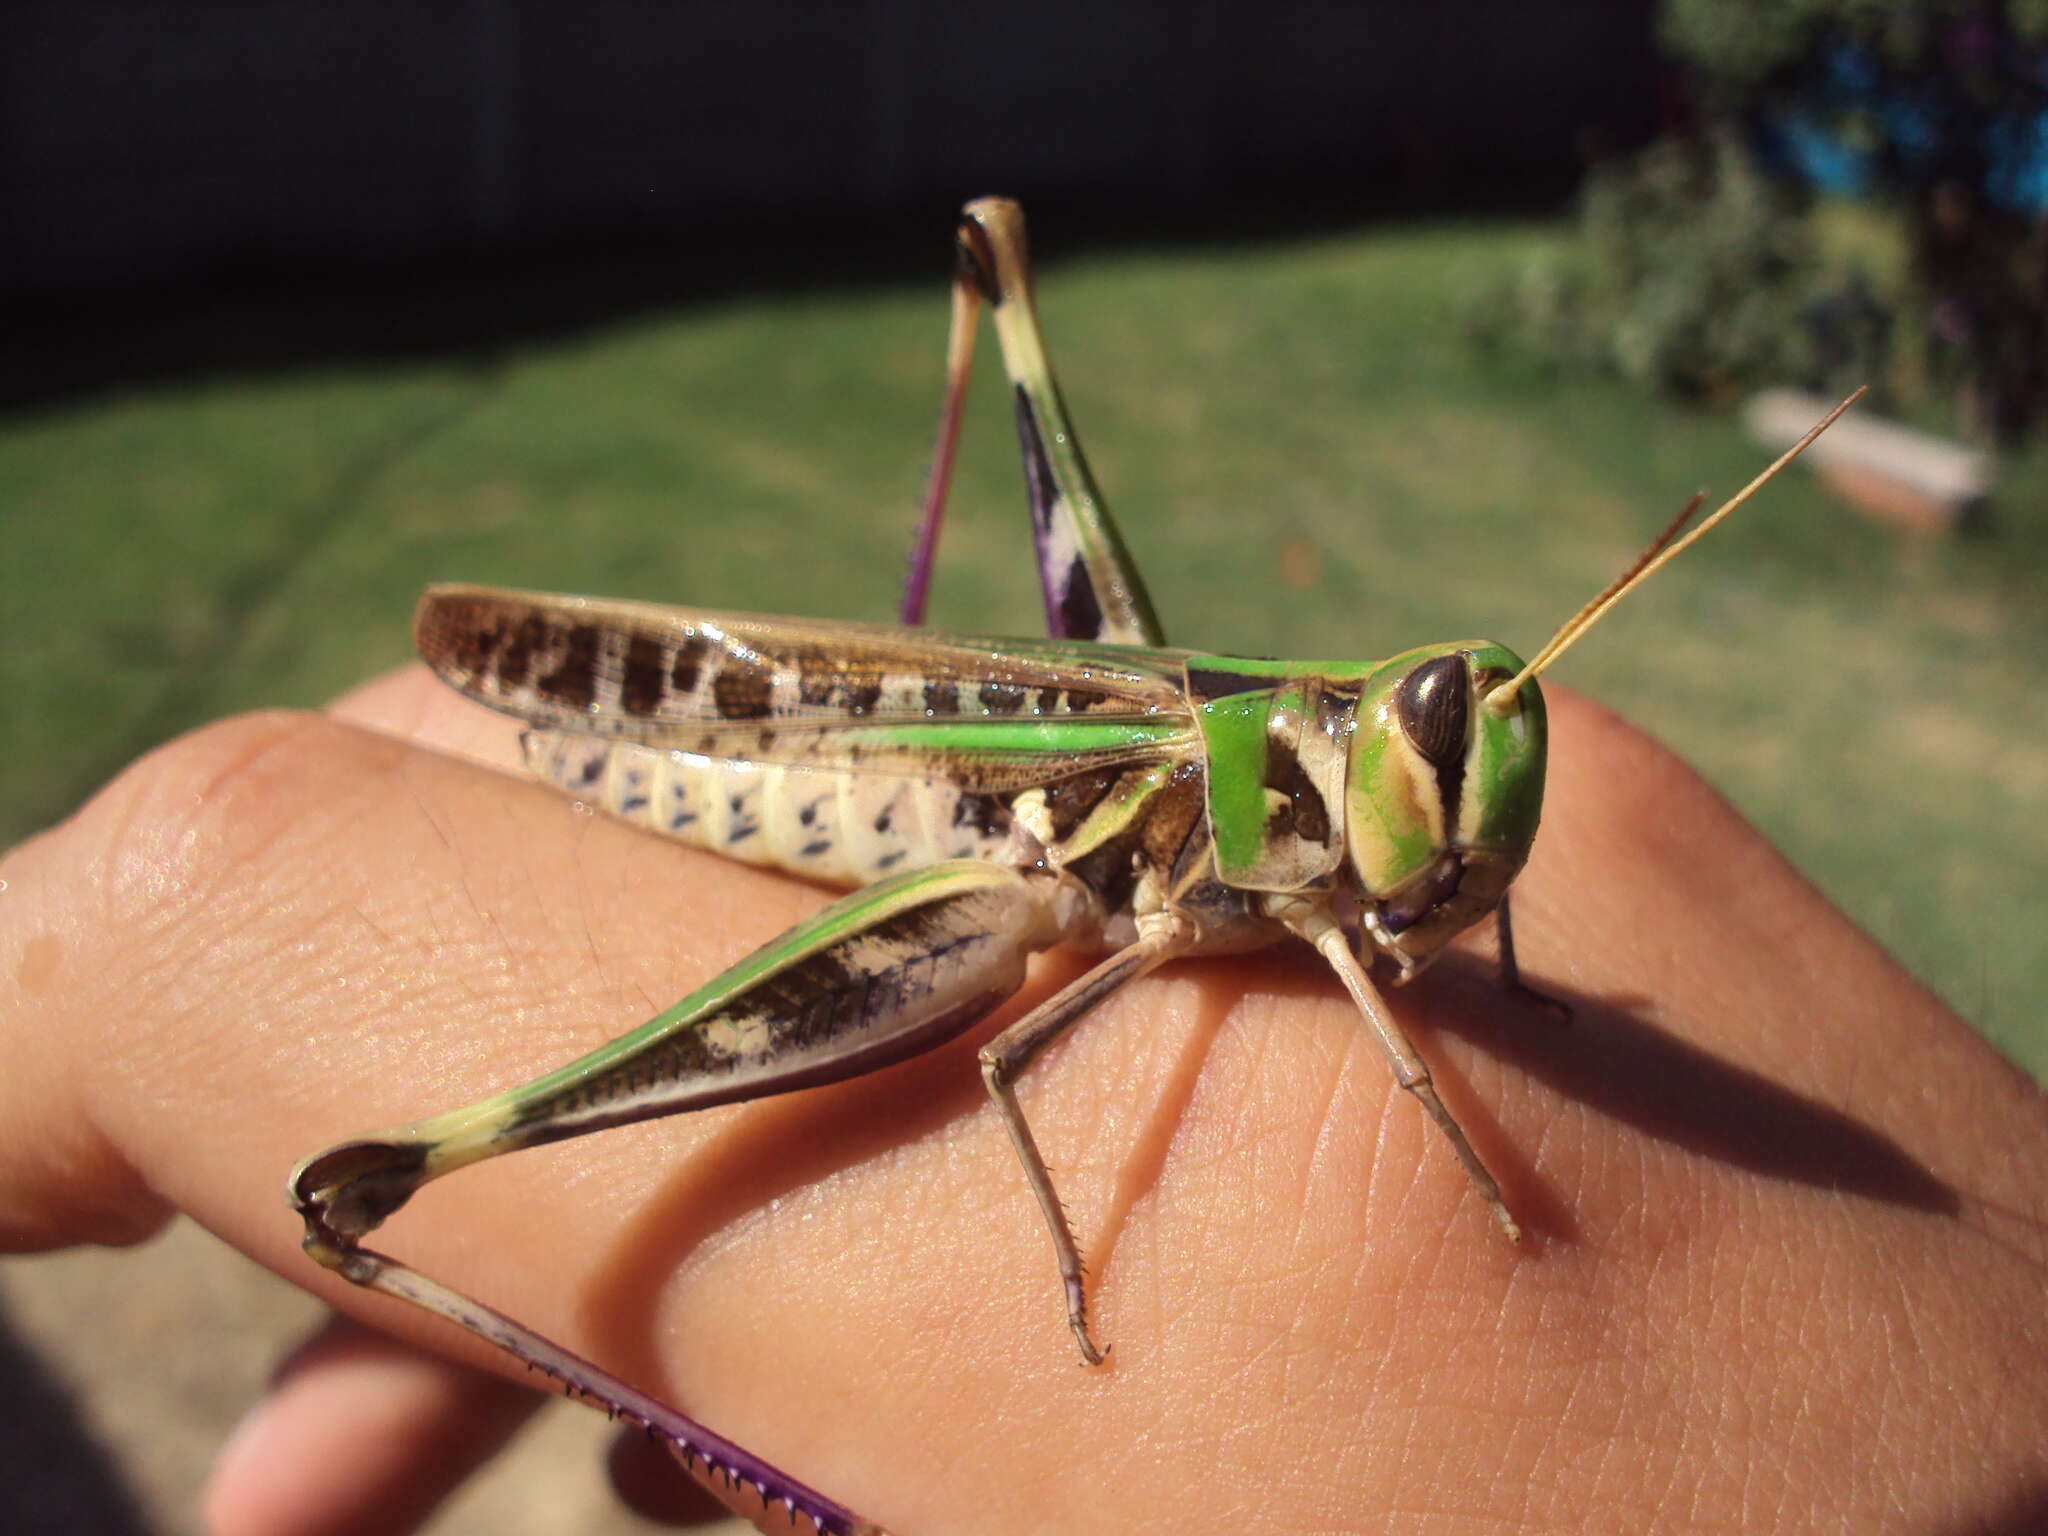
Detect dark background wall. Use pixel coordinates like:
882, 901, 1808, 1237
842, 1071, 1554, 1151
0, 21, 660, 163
1, 0, 1661, 293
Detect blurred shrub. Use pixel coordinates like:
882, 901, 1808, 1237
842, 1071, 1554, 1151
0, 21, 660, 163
1472, 131, 1894, 407
1480, 0, 2048, 440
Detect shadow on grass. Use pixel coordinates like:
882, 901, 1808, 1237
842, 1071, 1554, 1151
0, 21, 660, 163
1, 172, 1579, 420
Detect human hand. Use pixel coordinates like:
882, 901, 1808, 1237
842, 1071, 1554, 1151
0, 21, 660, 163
4, 670, 2043, 1534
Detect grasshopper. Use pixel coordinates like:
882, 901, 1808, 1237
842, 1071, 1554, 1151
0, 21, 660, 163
289, 199, 1859, 1535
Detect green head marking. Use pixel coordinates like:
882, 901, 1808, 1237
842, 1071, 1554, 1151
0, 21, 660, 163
1345, 641, 1545, 976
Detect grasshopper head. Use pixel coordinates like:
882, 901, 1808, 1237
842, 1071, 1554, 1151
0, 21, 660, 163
1330, 389, 1863, 979
1343, 642, 1545, 978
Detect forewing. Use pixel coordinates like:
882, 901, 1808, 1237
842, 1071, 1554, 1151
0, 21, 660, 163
415, 585, 1197, 789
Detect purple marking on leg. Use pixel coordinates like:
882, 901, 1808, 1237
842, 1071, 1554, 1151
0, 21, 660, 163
371, 1252, 883, 1535
901, 494, 943, 627
1011, 386, 1085, 640
902, 352, 971, 628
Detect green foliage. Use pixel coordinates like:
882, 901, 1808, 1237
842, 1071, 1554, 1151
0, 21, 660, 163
1661, 0, 1829, 99
1493, 1, 2048, 438
1471, 133, 1897, 405
1665, 0, 2048, 98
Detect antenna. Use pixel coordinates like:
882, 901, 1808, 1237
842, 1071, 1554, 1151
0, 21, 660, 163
1483, 387, 1867, 716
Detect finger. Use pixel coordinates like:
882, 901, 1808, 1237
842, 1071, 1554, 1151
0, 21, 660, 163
326, 665, 527, 773
205, 1312, 539, 1536
22, 696, 2048, 1533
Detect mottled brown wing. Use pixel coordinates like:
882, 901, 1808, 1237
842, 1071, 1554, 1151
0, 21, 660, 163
414, 585, 1199, 787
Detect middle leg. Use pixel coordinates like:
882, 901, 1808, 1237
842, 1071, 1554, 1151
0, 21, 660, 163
980, 920, 1194, 1363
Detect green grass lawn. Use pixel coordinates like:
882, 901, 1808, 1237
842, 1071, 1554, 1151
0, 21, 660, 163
5, 217, 2043, 1073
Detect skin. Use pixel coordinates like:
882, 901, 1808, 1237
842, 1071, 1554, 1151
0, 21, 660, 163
2, 668, 2044, 1536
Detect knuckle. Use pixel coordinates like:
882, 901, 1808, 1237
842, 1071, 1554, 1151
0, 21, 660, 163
62, 709, 399, 930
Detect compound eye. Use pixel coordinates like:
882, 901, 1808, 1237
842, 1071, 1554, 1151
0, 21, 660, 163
1395, 654, 1469, 769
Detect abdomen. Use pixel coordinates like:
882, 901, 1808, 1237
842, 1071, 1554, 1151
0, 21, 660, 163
522, 730, 1017, 887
